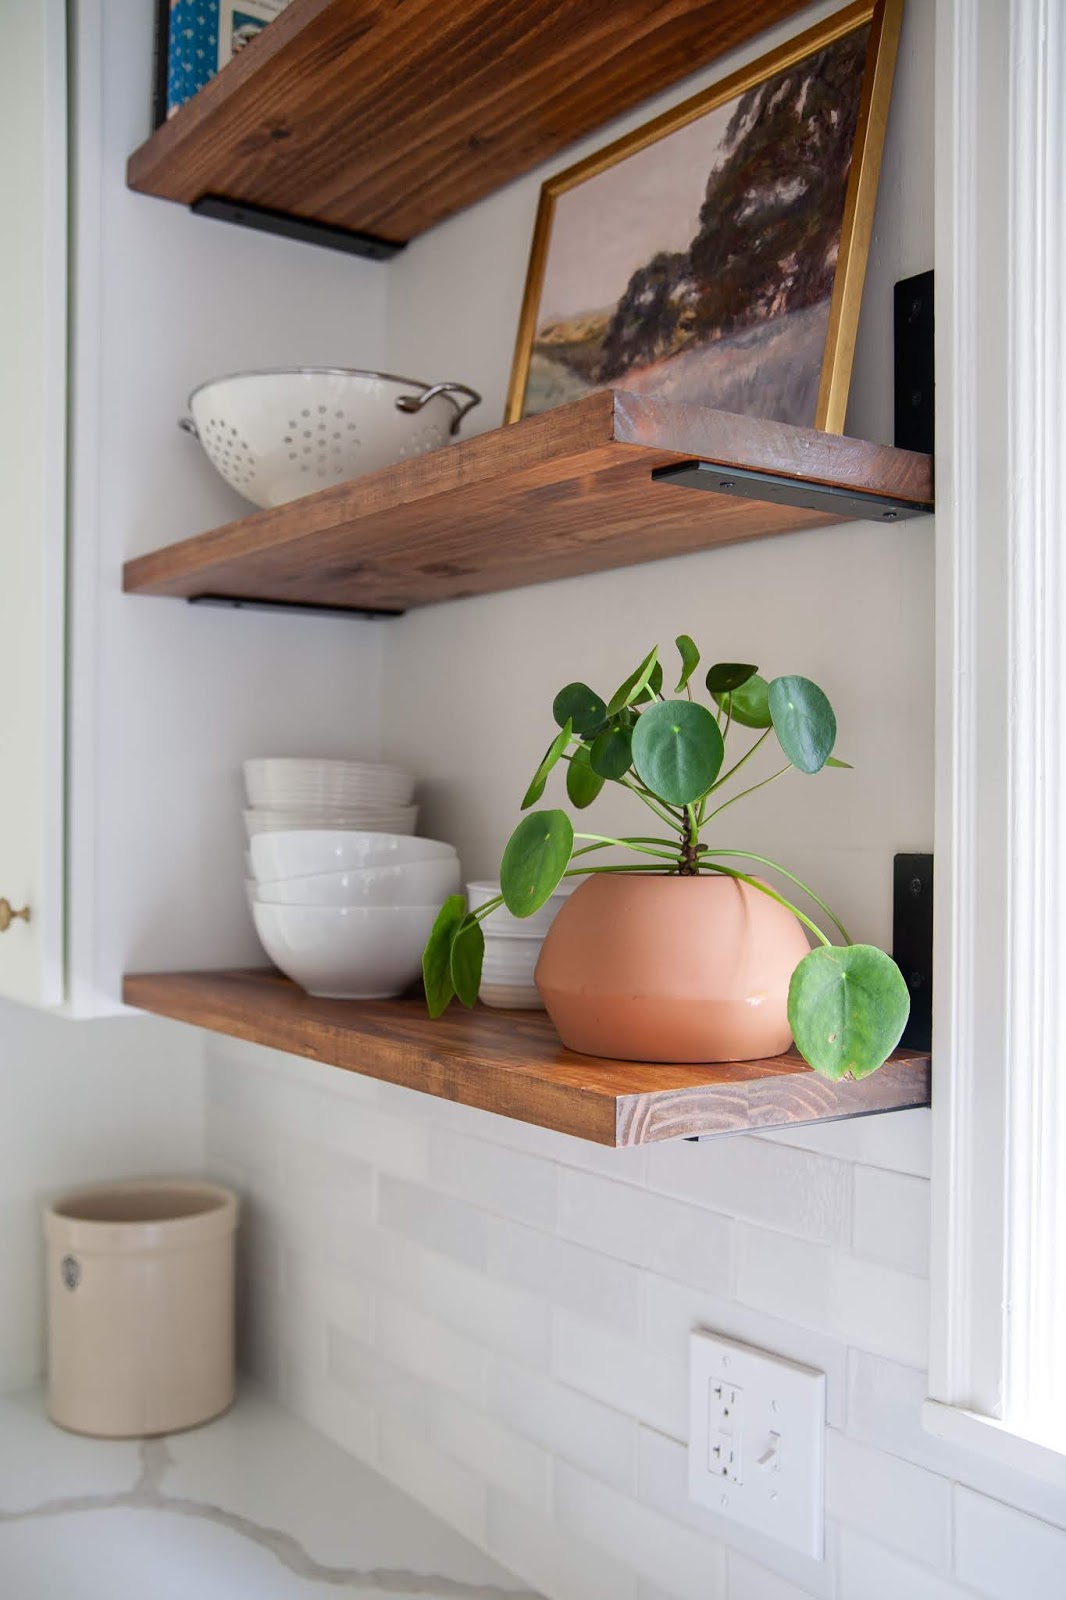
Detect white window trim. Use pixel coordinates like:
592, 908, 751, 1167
927, 0, 1066, 1475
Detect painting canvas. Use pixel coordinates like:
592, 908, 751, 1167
505, 3, 900, 432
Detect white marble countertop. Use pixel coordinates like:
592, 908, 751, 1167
0, 1386, 538, 1599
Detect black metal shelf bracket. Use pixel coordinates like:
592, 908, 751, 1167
187, 595, 404, 620
191, 196, 405, 262
651, 460, 933, 521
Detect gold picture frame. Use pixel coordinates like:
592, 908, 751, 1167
504, 0, 902, 433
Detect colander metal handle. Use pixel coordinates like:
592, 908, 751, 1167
395, 382, 481, 435
178, 415, 200, 440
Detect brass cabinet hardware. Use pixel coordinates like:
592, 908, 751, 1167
0, 899, 31, 933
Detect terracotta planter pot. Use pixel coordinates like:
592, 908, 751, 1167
534, 874, 811, 1063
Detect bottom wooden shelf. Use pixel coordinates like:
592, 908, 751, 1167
123, 970, 931, 1148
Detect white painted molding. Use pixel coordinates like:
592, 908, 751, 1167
928, 0, 1066, 1464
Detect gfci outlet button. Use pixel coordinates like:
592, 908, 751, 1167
688, 1331, 825, 1560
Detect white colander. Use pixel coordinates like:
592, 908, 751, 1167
181, 368, 481, 510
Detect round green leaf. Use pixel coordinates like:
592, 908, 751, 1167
712, 673, 772, 728
553, 682, 607, 737
566, 746, 605, 809
705, 662, 757, 694
768, 676, 837, 774
674, 635, 701, 693
631, 699, 724, 806
788, 944, 910, 1080
606, 647, 659, 717
500, 810, 574, 917
422, 894, 466, 1018
450, 916, 485, 1009
589, 726, 633, 780
521, 718, 572, 809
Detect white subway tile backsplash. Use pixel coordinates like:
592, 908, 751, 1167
846, 1350, 1066, 1530
552, 1310, 689, 1441
377, 1412, 488, 1548
555, 1461, 727, 1600
829, 1255, 928, 1369
378, 1173, 490, 1269
487, 1357, 639, 1494
489, 1489, 640, 1600
756, 1108, 932, 1179
727, 1552, 823, 1600
344, 1220, 552, 1367
736, 1225, 833, 1329
489, 1216, 641, 1333
283, 1359, 378, 1468
954, 1488, 1066, 1599
328, 1325, 433, 1439
837, 1530, 963, 1600
851, 1167, 931, 1275
639, 1270, 849, 1429
825, 1431, 951, 1569
646, 1136, 852, 1245
429, 1392, 553, 1516
208, 1036, 1054, 1600
374, 1292, 487, 1406
735, 1225, 929, 1369
558, 1168, 734, 1294
638, 1428, 835, 1599
429, 1127, 557, 1228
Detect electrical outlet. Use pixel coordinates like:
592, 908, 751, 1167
688, 1330, 825, 1559
707, 1377, 743, 1481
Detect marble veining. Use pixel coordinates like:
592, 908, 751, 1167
0, 1390, 540, 1600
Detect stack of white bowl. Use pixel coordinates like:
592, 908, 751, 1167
468, 880, 576, 1009
249, 831, 460, 999
243, 758, 419, 841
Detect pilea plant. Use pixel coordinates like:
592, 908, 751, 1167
423, 637, 910, 1079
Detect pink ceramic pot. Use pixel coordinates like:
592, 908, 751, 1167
534, 874, 811, 1063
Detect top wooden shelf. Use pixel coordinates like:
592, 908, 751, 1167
122, 390, 933, 615
128, 0, 816, 249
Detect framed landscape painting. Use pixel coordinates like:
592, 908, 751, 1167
505, 0, 902, 433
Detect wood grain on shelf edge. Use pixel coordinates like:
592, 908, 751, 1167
122, 392, 933, 611
127, 0, 815, 243
123, 970, 931, 1147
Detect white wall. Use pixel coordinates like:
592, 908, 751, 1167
68, 0, 389, 1011
0, 1000, 204, 1391
202, 1, 1064, 1596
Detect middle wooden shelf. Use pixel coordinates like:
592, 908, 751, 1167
122, 389, 934, 616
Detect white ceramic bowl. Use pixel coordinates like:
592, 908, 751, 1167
467, 879, 576, 939
244, 758, 415, 809
479, 981, 544, 1010
251, 830, 456, 883
186, 369, 480, 510
257, 857, 460, 907
252, 901, 439, 999
481, 933, 543, 973
244, 805, 419, 838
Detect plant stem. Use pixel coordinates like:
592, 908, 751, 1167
618, 777, 683, 829
563, 863, 674, 877
708, 726, 772, 792
703, 764, 792, 822
701, 864, 833, 948
570, 837, 679, 859
679, 804, 700, 876
574, 833, 679, 861
701, 849, 853, 944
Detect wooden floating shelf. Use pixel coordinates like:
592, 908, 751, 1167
127, 0, 816, 251
123, 391, 933, 615
123, 970, 932, 1147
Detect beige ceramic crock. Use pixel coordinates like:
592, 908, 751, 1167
534, 874, 811, 1062
44, 1179, 238, 1438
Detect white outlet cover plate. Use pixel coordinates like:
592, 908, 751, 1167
688, 1328, 826, 1559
